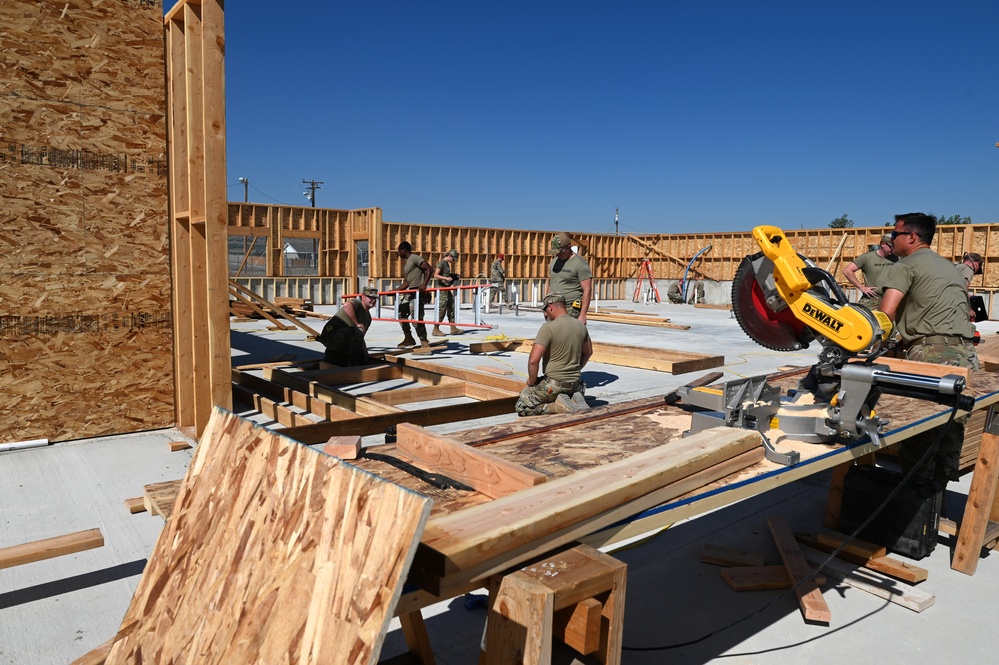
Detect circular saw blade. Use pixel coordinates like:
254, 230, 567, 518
732, 254, 812, 352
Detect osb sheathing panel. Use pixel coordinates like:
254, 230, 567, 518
0, 0, 170, 443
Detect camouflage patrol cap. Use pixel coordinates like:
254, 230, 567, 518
447, 249, 459, 259
549, 232, 573, 255
361, 286, 379, 298
881, 234, 893, 245
542, 292, 566, 307
965, 252, 984, 274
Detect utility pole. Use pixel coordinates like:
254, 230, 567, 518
238, 177, 248, 202
302, 179, 323, 208
615, 208, 619, 236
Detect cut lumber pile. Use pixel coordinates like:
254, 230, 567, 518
768, 516, 830, 623
102, 407, 431, 664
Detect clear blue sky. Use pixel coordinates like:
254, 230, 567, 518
216, 1, 999, 234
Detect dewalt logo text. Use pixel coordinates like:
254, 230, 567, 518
801, 303, 844, 333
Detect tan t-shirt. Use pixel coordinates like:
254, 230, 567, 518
548, 254, 593, 304
881, 247, 974, 342
332, 298, 371, 335
535, 314, 590, 382
852, 249, 897, 295
403, 253, 427, 289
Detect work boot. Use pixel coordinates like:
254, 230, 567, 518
400, 334, 416, 348
419, 337, 430, 348
450, 326, 463, 336
432, 326, 445, 337
569, 392, 589, 411
546, 394, 575, 415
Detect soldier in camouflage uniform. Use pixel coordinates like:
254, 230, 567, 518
548, 232, 593, 323
317, 286, 379, 366
881, 213, 979, 488
515, 293, 592, 416
432, 249, 461, 336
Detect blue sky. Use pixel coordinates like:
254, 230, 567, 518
217, 1, 999, 234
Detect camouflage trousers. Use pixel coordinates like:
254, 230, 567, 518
567, 300, 582, 318
437, 289, 455, 323
898, 340, 980, 485
399, 294, 427, 341
318, 322, 369, 367
858, 294, 883, 310
515, 376, 584, 417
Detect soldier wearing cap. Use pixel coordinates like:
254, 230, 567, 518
956, 251, 984, 287
490, 253, 506, 304
433, 249, 462, 336
515, 292, 593, 416
843, 233, 897, 310
317, 286, 379, 366
548, 232, 593, 323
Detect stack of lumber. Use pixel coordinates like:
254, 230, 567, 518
229, 297, 312, 318
586, 310, 690, 330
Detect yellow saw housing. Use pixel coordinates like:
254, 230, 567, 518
751, 225, 892, 354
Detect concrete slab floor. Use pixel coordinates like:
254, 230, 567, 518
3, 299, 999, 663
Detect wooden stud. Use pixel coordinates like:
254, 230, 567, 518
322, 435, 362, 460
169, 440, 192, 452
0, 528, 104, 570
767, 516, 831, 624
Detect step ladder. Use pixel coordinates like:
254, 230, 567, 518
632, 258, 660, 303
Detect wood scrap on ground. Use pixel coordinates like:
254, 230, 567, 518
699, 543, 765, 567
795, 533, 928, 585
104, 408, 432, 664
767, 516, 831, 624
721, 565, 826, 591
0, 528, 104, 570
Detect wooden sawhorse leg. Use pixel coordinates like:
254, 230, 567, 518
399, 611, 436, 665
951, 427, 999, 575
479, 544, 627, 665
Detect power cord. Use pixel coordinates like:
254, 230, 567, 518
623, 406, 957, 652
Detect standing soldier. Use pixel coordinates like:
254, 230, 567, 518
490, 253, 506, 305
548, 232, 593, 323
433, 249, 461, 336
843, 234, 897, 309
393, 241, 433, 348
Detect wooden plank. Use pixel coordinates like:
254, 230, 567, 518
553, 598, 603, 656
815, 531, 887, 561
124, 498, 147, 515
585, 312, 691, 330
953, 430, 999, 574
796, 534, 927, 585
699, 544, 766, 568
296, 365, 406, 384
105, 408, 431, 664
0, 528, 104, 570
469, 340, 525, 353
416, 428, 762, 582
721, 565, 826, 591
321, 435, 362, 460
228, 287, 293, 330
385, 356, 525, 392
767, 516, 831, 623
278, 396, 520, 445
142, 479, 182, 519
169, 440, 192, 452
798, 545, 935, 613
511, 340, 723, 375
396, 423, 547, 499
474, 365, 514, 376
367, 384, 466, 405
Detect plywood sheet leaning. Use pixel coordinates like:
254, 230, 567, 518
105, 407, 431, 664
0, 0, 173, 443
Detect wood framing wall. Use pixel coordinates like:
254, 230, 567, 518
166, 0, 232, 437
227, 205, 999, 290
0, 0, 173, 444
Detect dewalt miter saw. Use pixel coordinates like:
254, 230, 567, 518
672, 225, 974, 466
